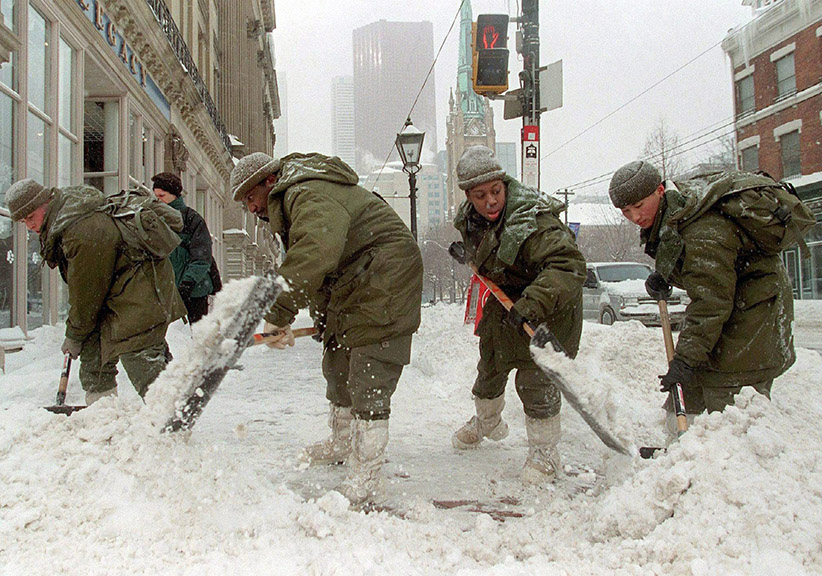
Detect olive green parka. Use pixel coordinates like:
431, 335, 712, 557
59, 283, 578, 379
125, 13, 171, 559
263, 153, 423, 349
454, 176, 586, 367
642, 180, 795, 386
39, 186, 186, 363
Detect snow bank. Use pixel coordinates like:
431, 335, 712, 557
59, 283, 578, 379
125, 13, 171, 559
1, 302, 821, 574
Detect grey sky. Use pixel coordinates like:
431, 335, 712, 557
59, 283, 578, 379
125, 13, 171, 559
273, 0, 752, 195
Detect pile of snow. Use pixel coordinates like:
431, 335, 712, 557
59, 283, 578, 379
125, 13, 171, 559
1, 297, 821, 574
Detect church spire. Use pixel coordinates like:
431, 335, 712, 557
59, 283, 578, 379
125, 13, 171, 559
457, 0, 485, 120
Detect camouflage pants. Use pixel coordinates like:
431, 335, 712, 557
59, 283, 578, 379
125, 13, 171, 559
79, 332, 170, 397
322, 335, 412, 421
472, 332, 562, 419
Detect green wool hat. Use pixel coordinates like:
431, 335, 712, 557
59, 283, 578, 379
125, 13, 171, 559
7, 178, 51, 221
608, 161, 662, 208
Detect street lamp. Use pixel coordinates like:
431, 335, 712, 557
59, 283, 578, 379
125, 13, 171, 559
395, 116, 425, 241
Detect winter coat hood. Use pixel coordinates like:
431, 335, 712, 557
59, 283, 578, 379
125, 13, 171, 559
270, 153, 359, 196
40, 186, 107, 266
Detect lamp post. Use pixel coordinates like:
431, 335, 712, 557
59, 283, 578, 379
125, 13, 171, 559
395, 117, 425, 241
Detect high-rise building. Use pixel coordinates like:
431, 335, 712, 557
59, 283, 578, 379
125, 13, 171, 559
332, 76, 356, 170
353, 20, 438, 174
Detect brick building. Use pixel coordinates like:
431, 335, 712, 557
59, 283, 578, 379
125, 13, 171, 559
723, 0, 822, 299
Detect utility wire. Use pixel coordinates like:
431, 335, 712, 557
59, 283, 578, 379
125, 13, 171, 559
370, 0, 467, 192
541, 39, 724, 161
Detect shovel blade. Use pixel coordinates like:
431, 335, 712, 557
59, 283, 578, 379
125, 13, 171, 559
44, 404, 87, 415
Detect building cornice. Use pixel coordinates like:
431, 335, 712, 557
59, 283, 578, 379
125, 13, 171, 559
104, 0, 233, 179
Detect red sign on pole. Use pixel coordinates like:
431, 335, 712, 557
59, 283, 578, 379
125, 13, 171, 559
464, 274, 491, 335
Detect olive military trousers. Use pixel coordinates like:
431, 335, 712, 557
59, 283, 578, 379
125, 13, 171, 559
79, 332, 170, 397
322, 334, 412, 421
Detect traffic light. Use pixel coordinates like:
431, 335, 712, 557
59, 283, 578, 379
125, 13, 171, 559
472, 14, 509, 95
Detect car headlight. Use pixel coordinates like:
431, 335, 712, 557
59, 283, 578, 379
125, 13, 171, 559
620, 296, 639, 308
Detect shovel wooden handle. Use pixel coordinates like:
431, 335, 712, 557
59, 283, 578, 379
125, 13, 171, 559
658, 300, 688, 435
251, 327, 318, 346
56, 352, 72, 406
469, 263, 536, 338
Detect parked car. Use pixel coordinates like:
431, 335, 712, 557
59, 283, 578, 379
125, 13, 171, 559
582, 262, 689, 329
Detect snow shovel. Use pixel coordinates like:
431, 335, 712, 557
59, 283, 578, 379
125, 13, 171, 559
44, 352, 87, 415
164, 273, 284, 432
458, 256, 632, 456
638, 299, 688, 459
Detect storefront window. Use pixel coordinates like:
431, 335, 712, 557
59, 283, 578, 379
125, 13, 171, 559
27, 5, 48, 114
59, 38, 73, 125
58, 133, 71, 188
25, 228, 41, 329
0, 92, 13, 206
0, 0, 15, 90
0, 213, 11, 328
26, 111, 46, 184
84, 100, 119, 194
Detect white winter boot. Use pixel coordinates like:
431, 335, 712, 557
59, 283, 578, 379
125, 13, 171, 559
85, 387, 117, 405
299, 404, 354, 465
336, 418, 389, 506
521, 414, 561, 485
452, 395, 509, 449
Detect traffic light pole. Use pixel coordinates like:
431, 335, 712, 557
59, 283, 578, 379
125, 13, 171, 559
519, 0, 540, 189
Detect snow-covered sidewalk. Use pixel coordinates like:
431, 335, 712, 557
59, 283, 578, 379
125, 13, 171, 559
1, 288, 821, 575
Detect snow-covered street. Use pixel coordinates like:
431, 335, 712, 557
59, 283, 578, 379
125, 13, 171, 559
1, 283, 821, 575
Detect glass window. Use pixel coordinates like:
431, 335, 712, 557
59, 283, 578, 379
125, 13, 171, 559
25, 228, 41, 329
1, 0, 15, 32
0, 92, 13, 206
58, 133, 72, 188
780, 130, 801, 178
26, 111, 46, 184
59, 38, 73, 130
776, 53, 796, 98
0, 0, 14, 89
736, 75, 754, 115
27, 5, 48, 113
741, 146, 759, 172
83, 100, 119, 194
0, 213, 11, 328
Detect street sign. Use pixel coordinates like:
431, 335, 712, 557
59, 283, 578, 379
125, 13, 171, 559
539, 59, 563, 112
522, 125, 539, 188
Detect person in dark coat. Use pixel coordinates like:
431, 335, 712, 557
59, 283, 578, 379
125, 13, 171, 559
452, 145, 586, 485
608, 160, 795, 433
6, 178, 185, 404
152, 172, 215, 324
231, 151, 423, 506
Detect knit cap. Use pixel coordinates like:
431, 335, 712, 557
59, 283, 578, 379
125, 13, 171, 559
231, 152, 281, 201
6, 178, 51, 221
457, 146, 506, 191
608, 161, 661, 208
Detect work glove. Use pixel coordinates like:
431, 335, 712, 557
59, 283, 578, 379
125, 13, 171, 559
659, 356, 696, 394
448, 241, 467, 265
504, 306, 530, 337
263, 322, 295, 349
645, 272, 672, 301
61, 337, 83, 360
